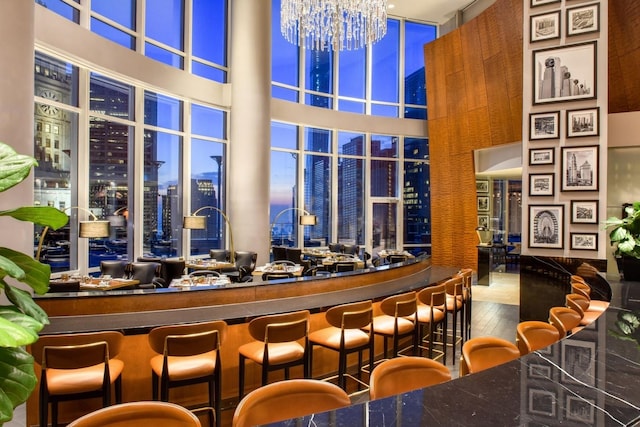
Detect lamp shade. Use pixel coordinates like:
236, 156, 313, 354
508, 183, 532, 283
183, 215, 207, 230
79, 220, 110, 238
299, 214, 318, 225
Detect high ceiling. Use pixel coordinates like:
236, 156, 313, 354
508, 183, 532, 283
387, 0, 477, 24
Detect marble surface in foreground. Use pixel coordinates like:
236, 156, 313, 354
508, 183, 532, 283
268, 280, 640, 426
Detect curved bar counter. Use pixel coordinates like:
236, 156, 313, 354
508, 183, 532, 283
29, 257, 462, 426
269, 271, 640, 427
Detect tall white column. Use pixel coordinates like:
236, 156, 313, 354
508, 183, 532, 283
0, 0, 35, 259
229, 0, 271, 265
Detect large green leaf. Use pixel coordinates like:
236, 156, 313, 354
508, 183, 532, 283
0, 306, 44, 336
0, 248, 50, 294
2, 283, 49, 326
0, 206, 68, 229
0, 347, 37, 424
0, 316, 39, 347
0, 144, 36, 194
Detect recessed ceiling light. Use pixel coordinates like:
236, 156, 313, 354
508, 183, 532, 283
388, 3, 395, 9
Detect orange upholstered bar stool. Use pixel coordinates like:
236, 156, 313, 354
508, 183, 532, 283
548, 306, 583, 339
365, 291, 418, 362
566, 293, 603, 326
238, 310, 310, 399
516, 321, 560, 356
459, 336, 520, 377
32, 331, 124, 427
232, 379, 351, 427
571, 280, 609, 312
147, 320, 227, 427
308, 300, 374, 390
369, 356, 451, 400
415, 284, 447, 361
458, 268, 473, 341
444, 275, 465, 364
67, 401, 201, 427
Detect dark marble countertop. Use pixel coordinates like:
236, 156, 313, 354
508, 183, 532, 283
267, 276, 640, 427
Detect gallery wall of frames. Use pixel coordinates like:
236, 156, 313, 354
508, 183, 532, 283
522, 0, 607, 259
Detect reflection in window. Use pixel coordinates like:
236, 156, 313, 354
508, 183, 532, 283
404, 137, 430, 248
143, 131, 182, 257
270, 151, 298, 247
190, 139, 226, 256
305, 153, 331, 247
88, 117, 132, 267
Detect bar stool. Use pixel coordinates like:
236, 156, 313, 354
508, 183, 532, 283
365, 291, 418, 362
308, 300, 374, 390
232, 379, 351, 427
515, 321, 560, 355
148, 320, 227, 427
32, 331, 124, 427
458, 268, 473, 340
238, 310, 310, 399
67, 401, 202, 427
548, 306, 583, 339
415, 284, 447, 361
444, 275, 465, 364
459, 336, 520, 376
571, 280, 609, 312
369, 356, 451, 400
566, 293, 603, 326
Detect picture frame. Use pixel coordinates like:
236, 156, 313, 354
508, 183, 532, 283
529, 173, 555, 197
529, 147, 555, 166
528, 362, 552, 379
567, 2, 600, 37
570, 232, 598, 251
561, 145, 599, 191
567, 107, 599, 138
533, 41, 597, 105
528, 388, 557, 417
531, 0, 560, 7
530, 111, 560, 140
477, 196, 490, 212
561, 340, 596, 386
570, 200, 598, 224
529, 204, 564, 249
566, 395, 595, 423
478, 215, 489, 229
476, 179, 489, 193
530, 11, 561, 43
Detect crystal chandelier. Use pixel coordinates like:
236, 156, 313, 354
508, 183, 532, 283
281, 0, 388, 52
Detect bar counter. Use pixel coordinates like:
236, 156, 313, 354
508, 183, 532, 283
29, 257, 461, 426
269, 273, 640, 427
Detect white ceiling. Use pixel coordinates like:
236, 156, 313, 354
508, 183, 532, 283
387, 0, 477, 24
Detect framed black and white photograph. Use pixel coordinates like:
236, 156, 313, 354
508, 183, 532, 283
528, 363, 552, 379
531, 11, 561, 43
478, 215, 489, 229
533, 41, 597, 105
477, 196, 490, 212
529, 147, 555, 166
529, 173, 554, 197
530, 111, 560, 140
529, 204, 564, 249
567, 3, 600, 37
531, 0, 560, 7
561, 145, 599, 191
567, 107, 599, 138
561, 340, 596, 386
566, 395, 595, 423
570, 200, 598, 224
476, 179, 489, 193
528, 388, 557, 417
570, 232, 598, 251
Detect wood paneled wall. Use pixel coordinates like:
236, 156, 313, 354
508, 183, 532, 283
425, 0, 523, 268
609, 0, 640, 113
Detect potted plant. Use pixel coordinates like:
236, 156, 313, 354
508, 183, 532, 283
0, 142, 67, 424
605, 201, 640, 281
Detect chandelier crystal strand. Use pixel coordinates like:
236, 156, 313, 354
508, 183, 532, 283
281, 0, 388, 52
